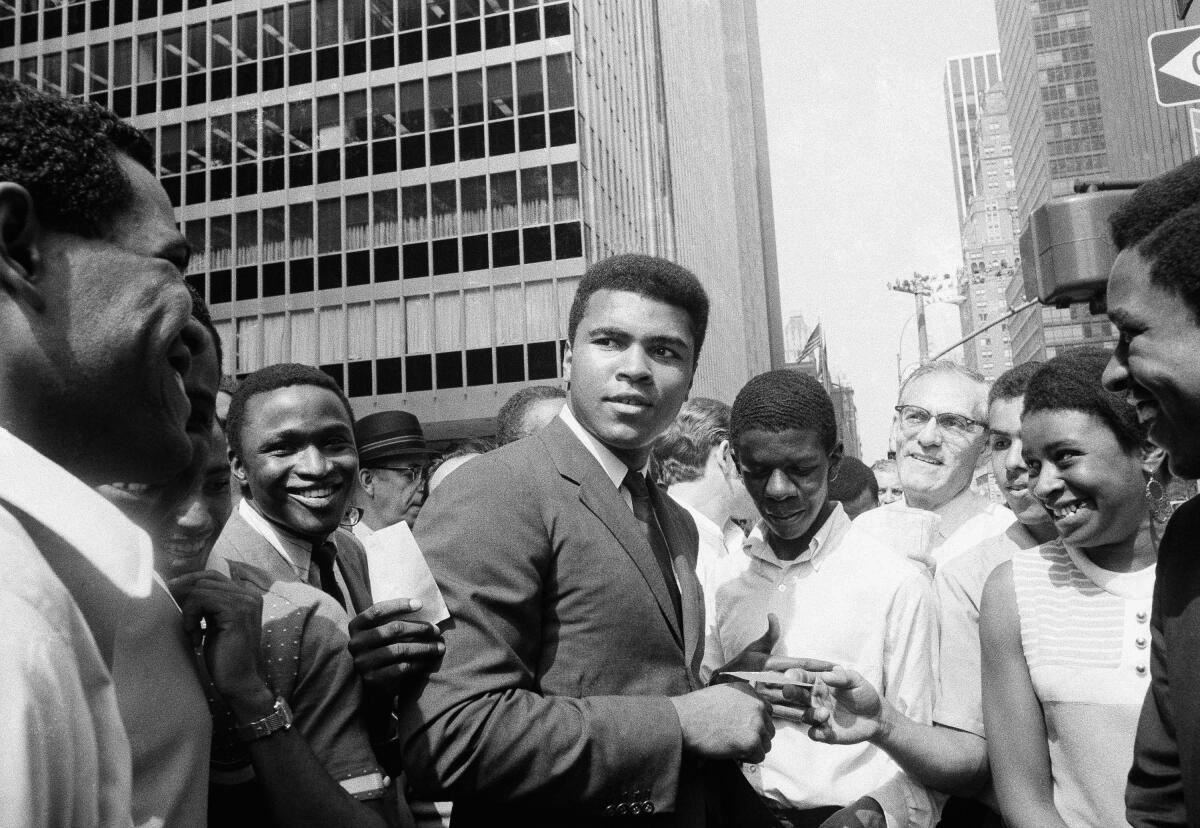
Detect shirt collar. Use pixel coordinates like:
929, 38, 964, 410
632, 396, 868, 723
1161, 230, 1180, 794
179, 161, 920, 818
744, 502, 849, 571
0, 427, 154, 599
558, 405, 645, 488
238, 498, 318, 578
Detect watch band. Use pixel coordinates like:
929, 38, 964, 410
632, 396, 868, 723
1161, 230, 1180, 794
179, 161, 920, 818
234, 696, 294, 743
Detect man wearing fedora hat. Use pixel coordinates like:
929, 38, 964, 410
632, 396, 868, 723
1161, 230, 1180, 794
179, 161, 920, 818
353, 410, 439, 534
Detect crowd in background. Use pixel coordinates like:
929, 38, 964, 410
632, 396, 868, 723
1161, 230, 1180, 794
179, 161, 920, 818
7, 71, 1200, 828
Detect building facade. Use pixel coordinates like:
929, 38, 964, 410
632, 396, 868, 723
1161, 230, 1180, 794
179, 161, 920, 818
951, 81, 1020, 381
993, 0, 1196, 364
0, 0, 781, 437
944, 51, 1004, 227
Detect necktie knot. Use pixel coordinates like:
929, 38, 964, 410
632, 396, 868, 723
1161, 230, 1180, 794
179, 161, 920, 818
623, 470, 650, 500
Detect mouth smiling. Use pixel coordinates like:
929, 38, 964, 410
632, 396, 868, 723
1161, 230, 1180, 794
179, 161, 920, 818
1048, 499, 1095, 524
907, 453, 943, 466
289, 482, 343, 509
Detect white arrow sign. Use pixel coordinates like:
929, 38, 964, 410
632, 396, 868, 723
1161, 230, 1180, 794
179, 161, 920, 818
1159, 32, 1200, 86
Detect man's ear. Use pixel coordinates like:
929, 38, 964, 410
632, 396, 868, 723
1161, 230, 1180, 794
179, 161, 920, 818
1141, 442, 1168, 477
562, 343, 572, 384
229, 448, 249, 492
716, 439, 735, 474
0, 183, 46, 312
357, 466, 375, 496
827, 441, 845, 483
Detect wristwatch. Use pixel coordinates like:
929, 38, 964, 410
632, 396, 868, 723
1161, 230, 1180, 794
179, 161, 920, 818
234, 696, 294, 743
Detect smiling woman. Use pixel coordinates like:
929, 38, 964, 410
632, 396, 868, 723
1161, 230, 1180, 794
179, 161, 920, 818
980, 350, 1161, 828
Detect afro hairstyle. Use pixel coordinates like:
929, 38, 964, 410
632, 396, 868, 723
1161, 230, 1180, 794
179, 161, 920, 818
1110, 155, 1200, 251
730, 370, 838, 453
1022, 349, 1145, 452
226, 363, 355, 458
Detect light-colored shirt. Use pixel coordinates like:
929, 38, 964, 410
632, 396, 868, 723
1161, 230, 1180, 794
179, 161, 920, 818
704, 505, 938, 828
855, 488, 1013, 575
113, 574, 212, 828
1012, 540, 1153, 827
0, 427, 154, 828
933, 520, 1032, 736
559, 405, 638, 508
238, 498, 354, 601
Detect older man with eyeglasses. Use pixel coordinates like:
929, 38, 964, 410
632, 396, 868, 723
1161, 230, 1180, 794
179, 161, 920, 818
856, 361, 1012, 574
352, 411, 439, 535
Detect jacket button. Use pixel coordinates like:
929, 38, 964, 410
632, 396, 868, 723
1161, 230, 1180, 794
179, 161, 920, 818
1136, 636, 1148, 649
1136, 611, 1148, 622
645, 802, 656, 814
630, 803, 642, 816
604, 805, 616, 817
1136, 664, 1148, 675
616, 803, 629, 816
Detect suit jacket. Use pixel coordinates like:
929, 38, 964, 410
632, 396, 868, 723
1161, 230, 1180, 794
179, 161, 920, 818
400, 418, 774, 827
206, 508, 374, 616
1127, 495, 1200, 827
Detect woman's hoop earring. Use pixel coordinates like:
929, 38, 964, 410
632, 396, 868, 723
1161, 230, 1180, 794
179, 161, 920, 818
1146, 476, 1175, 523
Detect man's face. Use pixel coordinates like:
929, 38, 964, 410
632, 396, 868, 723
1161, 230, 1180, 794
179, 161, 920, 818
362, 460, 428, 529
874, 468, 903, 505
97, 329, 220, 533
232, 384, 358, 541
734, 427, 840, 543
987, 396, 1054, 529
1104, 248, 1200, 478
893, 372, 988, 511
158, 421, 233, 578
564, 289, 695, 468
31, 154, 201, 485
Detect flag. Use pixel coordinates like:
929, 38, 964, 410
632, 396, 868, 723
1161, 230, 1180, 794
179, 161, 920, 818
797, 323, 823, 363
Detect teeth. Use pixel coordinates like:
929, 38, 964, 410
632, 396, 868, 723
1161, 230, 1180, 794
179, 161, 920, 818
1052, 502, 1086, 519
294, 487, 335, 498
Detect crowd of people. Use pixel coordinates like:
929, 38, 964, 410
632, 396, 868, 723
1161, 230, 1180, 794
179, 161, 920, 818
6, 72, 1200, 828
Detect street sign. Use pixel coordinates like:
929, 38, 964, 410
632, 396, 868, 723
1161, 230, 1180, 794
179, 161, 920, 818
1150, 24, 1200, 106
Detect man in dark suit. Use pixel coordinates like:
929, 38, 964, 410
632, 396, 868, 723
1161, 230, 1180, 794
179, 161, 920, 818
1103, 159, 1200, 826
401, 254, 777, 827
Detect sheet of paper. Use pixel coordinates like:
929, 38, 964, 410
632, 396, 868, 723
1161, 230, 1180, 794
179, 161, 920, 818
724, 671, 814, 688
360, 521, 450, 625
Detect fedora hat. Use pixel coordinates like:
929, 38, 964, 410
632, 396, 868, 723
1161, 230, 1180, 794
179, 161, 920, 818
355, 410, 437, 466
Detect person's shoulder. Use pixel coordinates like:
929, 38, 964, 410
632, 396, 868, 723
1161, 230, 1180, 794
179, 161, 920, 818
937, 524, 1026, 585
840, 521, 928, 581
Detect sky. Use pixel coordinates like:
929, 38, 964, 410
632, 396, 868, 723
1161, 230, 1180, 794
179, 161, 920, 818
755, 1, 1001, 461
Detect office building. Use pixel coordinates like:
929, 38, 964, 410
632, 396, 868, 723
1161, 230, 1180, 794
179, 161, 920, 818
945, 51, 1004, 227
994, 0, 1195, 364
950, 81, 1020, 381
0, 0, 781, 438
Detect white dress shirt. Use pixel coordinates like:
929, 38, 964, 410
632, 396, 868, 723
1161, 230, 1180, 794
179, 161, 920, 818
704, 504, 938, 828
238, 498, 354, 601
0, 427, 155, 828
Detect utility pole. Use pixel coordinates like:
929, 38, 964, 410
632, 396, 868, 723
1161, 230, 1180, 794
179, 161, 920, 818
887, 273, 936, 363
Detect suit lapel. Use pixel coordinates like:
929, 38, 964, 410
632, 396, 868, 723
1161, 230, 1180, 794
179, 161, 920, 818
649, 484, 705, 684
541, 420, 685, 650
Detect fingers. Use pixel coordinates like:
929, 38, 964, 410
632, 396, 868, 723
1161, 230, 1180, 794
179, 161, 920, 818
745, 612, 781, 654
769, 656, 837, 673
348, 598, 425, 634
352, 640, 446, 688
347, 617, 443, 656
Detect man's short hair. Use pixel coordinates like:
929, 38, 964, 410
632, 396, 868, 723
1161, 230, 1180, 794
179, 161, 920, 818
1132, 203, 1200, 324
1023, 349, 1145, 452
495, 385, 566, 445
226, 363, 354, 457
899, 360, 990, 419
987, 361, 1043, 408
188, 283, 223, 370
1109, 156, 1200, 251
566, 254, 710, 365
828, 456, 878, 503
651, 398, 731, 486
730, 370, 838, 453
0, 78, 154, 237
870, 458, 896, 475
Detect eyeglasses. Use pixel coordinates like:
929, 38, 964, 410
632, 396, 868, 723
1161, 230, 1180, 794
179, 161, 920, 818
340, 506, 363, 527
373, 464, 430, 483
894, 405, 987, 439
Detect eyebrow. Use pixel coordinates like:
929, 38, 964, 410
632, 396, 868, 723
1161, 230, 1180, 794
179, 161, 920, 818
586, 326, 691, 350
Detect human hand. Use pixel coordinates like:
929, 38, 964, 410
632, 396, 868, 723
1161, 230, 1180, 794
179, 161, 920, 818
785, 665, 887, 746
347, 598, 445, 693
173, 570, 273, 717
670, 683, 774, 763
711, 613, 780, 684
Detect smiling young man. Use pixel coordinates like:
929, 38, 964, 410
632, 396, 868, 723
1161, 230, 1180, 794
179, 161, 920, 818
400, 254, 777, 828
1102, 166, 1200, 826
703, 370, 937, 828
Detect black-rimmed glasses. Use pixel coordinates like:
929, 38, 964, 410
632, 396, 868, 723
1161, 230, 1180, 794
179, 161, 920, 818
894, 405, 987, 439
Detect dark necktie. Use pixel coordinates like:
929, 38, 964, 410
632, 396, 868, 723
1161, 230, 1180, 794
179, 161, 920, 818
309, 540, 346, 610
623, 470, 683, 626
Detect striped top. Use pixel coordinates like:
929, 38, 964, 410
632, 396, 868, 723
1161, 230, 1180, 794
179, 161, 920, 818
1012, 539, 1154, 827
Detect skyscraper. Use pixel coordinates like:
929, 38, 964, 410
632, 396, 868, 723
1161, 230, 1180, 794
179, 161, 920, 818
944, 51, 1004, 227
994, 0, 1194, 363
952, 81, 1020, 381
0, 0, 781, 439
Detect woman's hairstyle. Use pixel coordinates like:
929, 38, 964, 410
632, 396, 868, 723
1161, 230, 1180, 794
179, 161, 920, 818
1022, 349, 1145, 452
